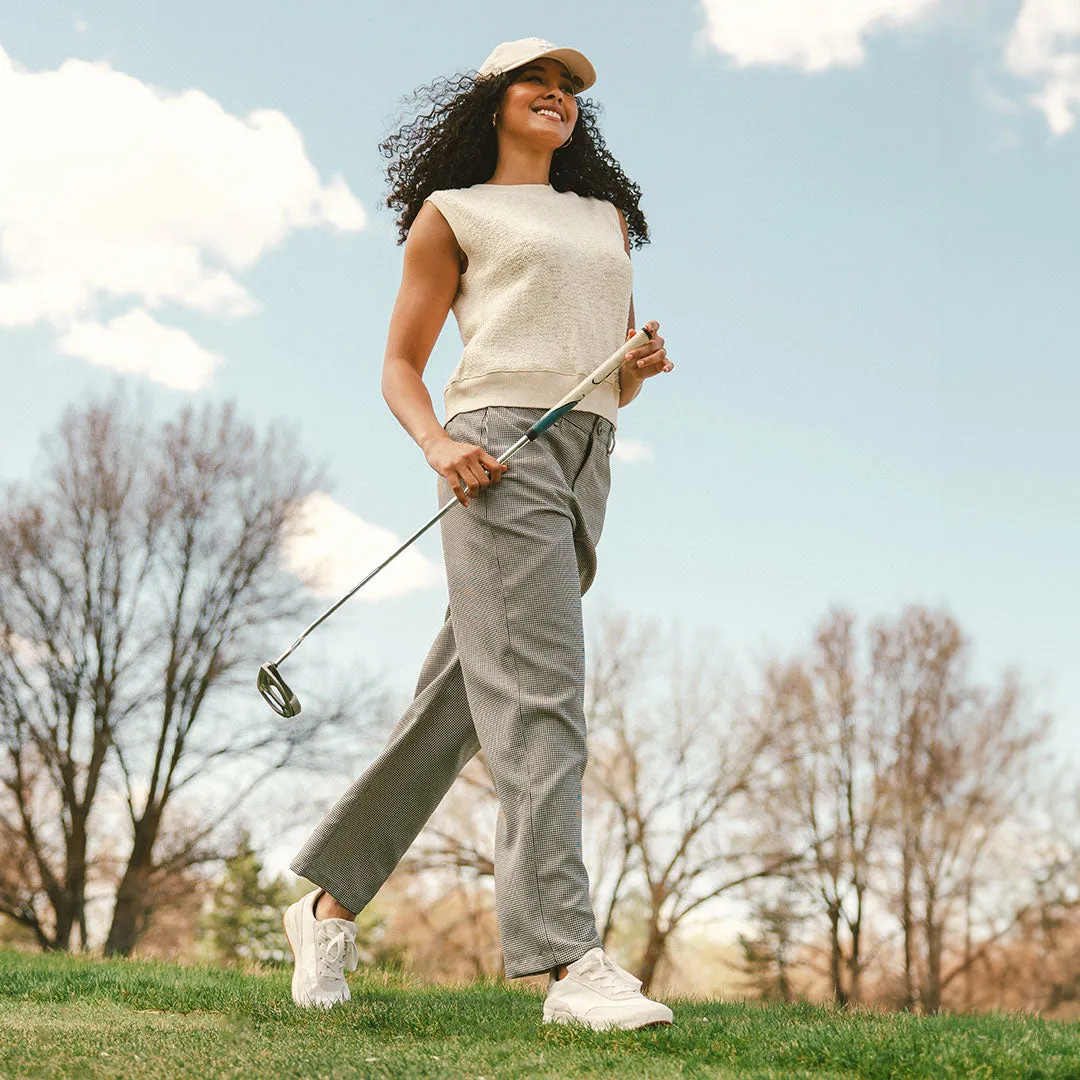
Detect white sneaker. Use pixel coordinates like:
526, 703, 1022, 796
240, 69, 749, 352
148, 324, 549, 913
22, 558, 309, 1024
543, 947, 674, 1030
283, 888, 359, 1008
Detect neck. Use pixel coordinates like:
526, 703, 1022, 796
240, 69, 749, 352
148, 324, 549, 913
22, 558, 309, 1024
485, 137, 556, 186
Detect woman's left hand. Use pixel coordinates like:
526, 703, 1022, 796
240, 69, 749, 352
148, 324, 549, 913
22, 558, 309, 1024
622, 320, 673, 382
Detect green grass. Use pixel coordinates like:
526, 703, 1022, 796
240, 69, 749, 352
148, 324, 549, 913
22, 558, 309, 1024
0, 948, 1077, 1079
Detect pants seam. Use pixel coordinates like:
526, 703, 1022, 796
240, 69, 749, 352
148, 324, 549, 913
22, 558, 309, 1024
478, 407, 557, 970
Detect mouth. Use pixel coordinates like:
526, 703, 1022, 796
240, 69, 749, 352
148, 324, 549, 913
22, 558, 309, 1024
533, 107, 563, 122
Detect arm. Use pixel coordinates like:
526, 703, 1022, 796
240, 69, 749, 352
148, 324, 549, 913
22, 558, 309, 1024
382, 201, 507, 506
381, 200, 461, 453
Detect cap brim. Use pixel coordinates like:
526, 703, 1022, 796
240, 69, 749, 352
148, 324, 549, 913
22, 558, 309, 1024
483, 47, 595, 92
536, 47, 596, 92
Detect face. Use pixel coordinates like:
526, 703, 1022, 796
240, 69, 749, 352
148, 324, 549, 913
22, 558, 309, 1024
495, 57, 579, 147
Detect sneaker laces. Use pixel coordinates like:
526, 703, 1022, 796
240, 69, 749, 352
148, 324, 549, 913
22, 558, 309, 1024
315, 920, 359, 986
582, 951, 644, 998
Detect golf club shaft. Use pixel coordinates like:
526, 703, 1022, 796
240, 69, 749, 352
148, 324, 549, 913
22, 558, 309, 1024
271, 326, 654, 668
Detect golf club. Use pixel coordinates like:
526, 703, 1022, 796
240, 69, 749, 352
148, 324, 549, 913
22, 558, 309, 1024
257, 325, 656, 717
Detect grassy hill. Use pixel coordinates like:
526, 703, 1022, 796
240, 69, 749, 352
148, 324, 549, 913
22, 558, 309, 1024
0, 948, 1077, 1079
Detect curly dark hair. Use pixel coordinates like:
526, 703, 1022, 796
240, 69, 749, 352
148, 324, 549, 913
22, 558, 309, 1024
377, 65, 649, 250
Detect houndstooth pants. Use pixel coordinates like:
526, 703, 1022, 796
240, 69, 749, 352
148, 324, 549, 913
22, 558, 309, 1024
290, 405, 616, 979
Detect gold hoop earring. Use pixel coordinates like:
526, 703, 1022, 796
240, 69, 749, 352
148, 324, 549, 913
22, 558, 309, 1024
560, 134, 573, 149
492, 113, 497, 127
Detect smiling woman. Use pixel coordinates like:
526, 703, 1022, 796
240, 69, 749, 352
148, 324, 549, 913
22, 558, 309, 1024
284, 36, 673, 1034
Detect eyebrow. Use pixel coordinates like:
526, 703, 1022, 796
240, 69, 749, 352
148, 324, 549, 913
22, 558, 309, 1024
521, 63, 575, 83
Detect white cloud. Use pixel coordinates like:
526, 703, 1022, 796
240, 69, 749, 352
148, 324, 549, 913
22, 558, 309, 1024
56, 309, 221, 391
0, 41, 366, 389
1004, 0, 1080, 134
695, 0, 940, 72
612, 437, 655, 464
281, 492, 444, 602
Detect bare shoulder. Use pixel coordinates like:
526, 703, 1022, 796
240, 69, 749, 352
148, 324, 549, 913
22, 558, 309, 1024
410, 198, 467, 275
408, 198, 455, 249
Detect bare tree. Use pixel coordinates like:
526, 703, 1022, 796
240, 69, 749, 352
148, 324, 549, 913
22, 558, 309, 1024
0, 397, 164, 949
583, 611, 801, 992
758, 607, 889, 1004
734, 604, 1059, 1014
0, 389, 384, 955
869, 605, 1050, 1013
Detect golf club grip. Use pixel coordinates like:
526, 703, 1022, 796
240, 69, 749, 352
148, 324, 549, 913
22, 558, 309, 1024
524, 326, 654, 440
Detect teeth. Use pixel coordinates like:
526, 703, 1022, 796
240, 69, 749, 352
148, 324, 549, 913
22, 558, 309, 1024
535, 109, 561, 120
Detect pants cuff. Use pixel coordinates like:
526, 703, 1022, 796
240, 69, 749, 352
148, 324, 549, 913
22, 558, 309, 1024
289, 860, 366, 917
503, 940, 602, 980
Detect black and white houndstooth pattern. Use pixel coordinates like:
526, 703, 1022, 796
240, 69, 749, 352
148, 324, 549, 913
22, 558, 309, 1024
290, 406, 616, 978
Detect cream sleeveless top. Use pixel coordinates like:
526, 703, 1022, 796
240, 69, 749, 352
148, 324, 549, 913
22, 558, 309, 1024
423, 183, 633, 428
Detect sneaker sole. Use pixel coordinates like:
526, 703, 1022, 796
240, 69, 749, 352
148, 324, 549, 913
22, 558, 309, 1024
543, 1004, 672, 1031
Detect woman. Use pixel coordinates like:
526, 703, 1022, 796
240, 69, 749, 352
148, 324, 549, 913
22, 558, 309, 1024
284, 38, 674, 1030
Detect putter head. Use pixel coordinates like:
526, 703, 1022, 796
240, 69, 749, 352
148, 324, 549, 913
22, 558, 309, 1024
257, 662, 301, 718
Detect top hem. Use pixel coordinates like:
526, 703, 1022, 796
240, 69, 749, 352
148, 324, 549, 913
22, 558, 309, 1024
444, 368, 619, 429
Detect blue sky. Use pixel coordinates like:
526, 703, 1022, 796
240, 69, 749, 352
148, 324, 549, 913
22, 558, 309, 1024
1, 0, 1077, 815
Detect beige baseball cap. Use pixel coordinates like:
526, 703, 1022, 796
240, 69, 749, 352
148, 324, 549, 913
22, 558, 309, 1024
477, 37, 596, 92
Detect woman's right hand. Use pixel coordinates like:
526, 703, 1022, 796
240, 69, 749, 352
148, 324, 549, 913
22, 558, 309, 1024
423, 434, 508, 507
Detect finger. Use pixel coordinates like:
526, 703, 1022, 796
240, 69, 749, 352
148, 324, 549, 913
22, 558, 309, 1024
626, 336, 663, 363
475, 459, 501, 490
463, 463, 489, 495
481, 452, 508, 481
476, 450, 506, 474
633, 347, 665, 369
450, 478, 468, 507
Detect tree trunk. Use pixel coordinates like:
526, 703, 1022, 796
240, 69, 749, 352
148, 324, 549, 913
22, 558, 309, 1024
65, 817, 88, 953
828, 899, 847, 1004
637, 919, 668, 994
924, 884, 942, 1014
49, 901, 74, 951
963, 878, 973, 1011
777, 959, 793, 1003
104, 814, 158, 956
901, 841, 915, 1011
847, 883, 864, 1004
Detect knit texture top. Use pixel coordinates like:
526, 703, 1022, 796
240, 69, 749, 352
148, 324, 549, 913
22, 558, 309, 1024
423, 183, 633, 428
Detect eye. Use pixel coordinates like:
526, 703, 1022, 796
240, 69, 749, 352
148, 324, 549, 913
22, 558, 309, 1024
526, 74, 575, 95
